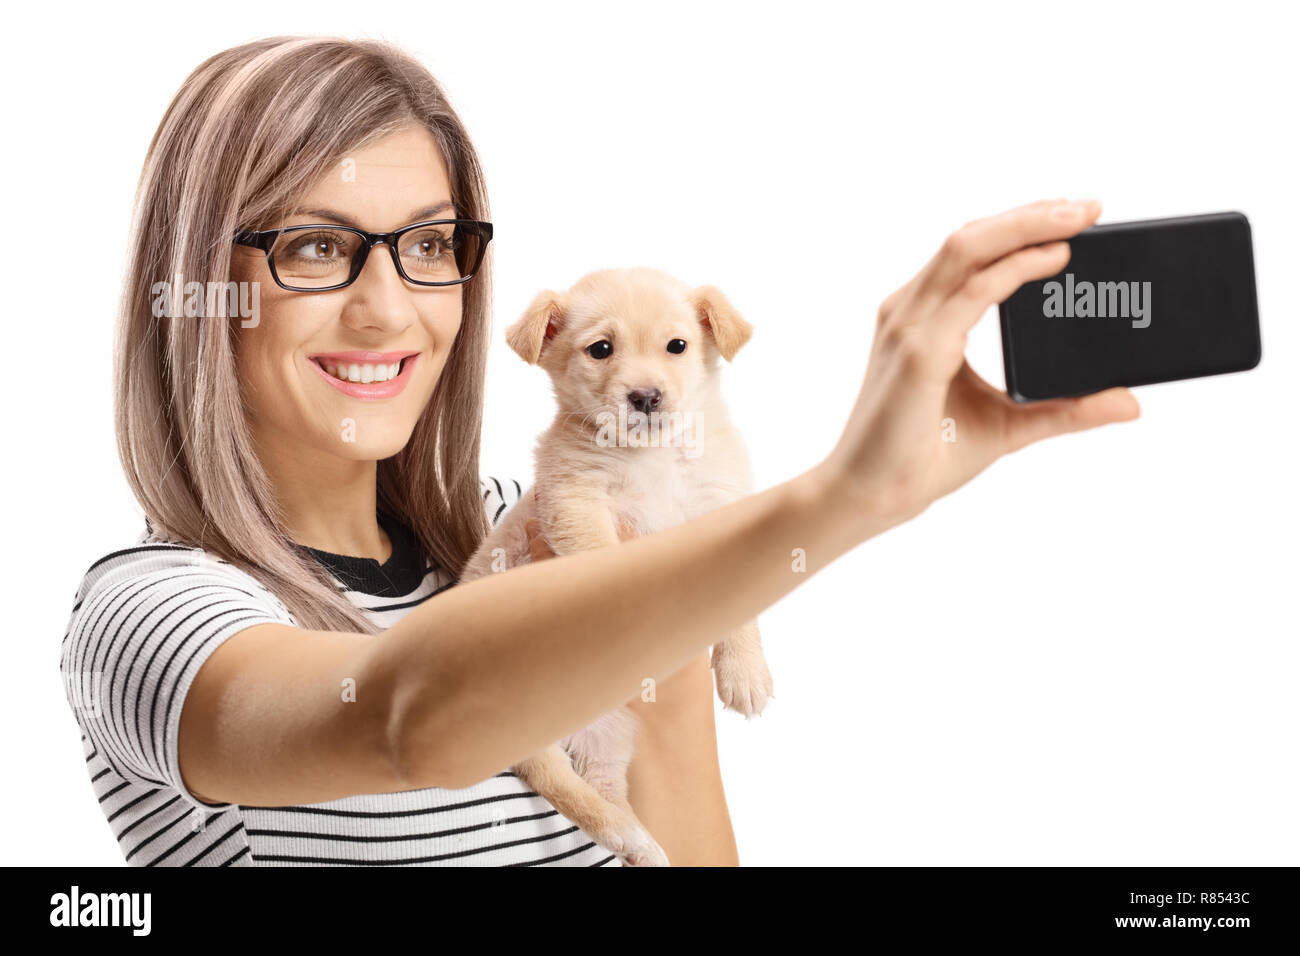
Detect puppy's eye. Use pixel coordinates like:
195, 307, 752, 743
667, 339, 687, 354
585, 340, 613, 360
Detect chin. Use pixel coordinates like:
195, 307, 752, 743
321, 422, 418, 462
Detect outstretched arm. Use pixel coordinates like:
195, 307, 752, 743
181, 199, 1140, 806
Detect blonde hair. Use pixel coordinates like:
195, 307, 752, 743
115, 36, 493, 632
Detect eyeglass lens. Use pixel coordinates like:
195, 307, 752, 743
269, 222, 483, 289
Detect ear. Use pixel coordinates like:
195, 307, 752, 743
690, 284, 752, 362
506, 289, 568, 364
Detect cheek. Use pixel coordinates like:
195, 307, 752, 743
235, 324, 287, 390
432, 308, 462, 345
424, 291, 464, 344
597, 359, 624, 398
562, 354, 608, 403
567, 359, 599, 400
235, 330, 300, 429
232, 293, 326, 425
675, 355, 706, 394
411, 309, 462, 387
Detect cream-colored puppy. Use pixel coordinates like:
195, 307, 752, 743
460, 267, 772, 866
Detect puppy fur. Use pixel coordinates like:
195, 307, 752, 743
459, 266, 772, 866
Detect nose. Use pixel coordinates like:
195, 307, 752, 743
340, 242, 420, 336
626, 387, 662, 414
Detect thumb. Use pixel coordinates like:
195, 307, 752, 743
1005, 386, 1140, 451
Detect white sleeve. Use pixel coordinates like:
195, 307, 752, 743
481, 474, 525, 529
60, 545, 288, 811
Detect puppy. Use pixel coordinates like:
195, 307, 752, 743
459, 267, 773, 866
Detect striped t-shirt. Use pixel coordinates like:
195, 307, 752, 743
59, 476, 618, 867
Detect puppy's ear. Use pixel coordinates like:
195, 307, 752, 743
506, 289, 568, 364
690, 285, 753, 362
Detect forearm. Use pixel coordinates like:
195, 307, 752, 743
379, 462, 874, 789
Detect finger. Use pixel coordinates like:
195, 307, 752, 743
933, 240, 1072, 337
876, 275, 920, 329
525, 518, 556, 561
1004, 386, 1140, 452
956, 359, 1005, 400
948, 360, 1015, 415
920, 198, 1101, 298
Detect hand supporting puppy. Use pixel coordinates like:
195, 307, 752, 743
525, 515, 555, 563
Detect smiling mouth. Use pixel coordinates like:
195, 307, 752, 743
307, 350, 421, 398
315, 357, 409, 384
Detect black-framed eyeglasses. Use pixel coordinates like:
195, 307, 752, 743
233, 218, 493, 292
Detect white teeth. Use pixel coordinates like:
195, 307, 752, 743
320, 359, 404, 384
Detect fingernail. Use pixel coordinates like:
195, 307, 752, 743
1053, 201, 1085, 220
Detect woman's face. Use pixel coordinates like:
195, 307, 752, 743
231, 124, 464, 465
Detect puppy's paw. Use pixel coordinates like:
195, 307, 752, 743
712, 644, 774, 718
591, 810, 669, 867
621, 828, 670, 868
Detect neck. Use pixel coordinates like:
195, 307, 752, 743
251, 425, 391, 562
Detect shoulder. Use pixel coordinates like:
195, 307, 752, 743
65, 528, 292, 635
60, 528, 290, 807
480, 474, 526, 528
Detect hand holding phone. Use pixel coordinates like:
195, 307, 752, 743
821, 199, 1139, 535
999, 212, 1261, 401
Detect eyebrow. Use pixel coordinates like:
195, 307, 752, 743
293, 200, 457, 230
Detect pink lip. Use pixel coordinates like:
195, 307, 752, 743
308, 350, 421, 400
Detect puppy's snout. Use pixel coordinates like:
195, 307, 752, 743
626, 387, 662, 414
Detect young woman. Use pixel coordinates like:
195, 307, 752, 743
60, 36, 1139, 867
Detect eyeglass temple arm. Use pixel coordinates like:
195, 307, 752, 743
232, 229, 280, 252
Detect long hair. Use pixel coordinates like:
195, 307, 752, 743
115, 36, 493, 632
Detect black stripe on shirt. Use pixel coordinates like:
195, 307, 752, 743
250, 823, 587, 866
243, 809, 560, 844
243, 789, 543, 818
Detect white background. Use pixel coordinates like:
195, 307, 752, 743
3, 0, 1295, 865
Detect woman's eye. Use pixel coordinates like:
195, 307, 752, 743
289, 236, 342, 259
586, 340, 613, 359
402, 231, 453, 260
283, 231, 351, 260
667, 339, 687, 354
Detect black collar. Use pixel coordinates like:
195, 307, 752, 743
299, 511, 428, 597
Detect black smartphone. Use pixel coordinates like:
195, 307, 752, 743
998, 211, 1261, 402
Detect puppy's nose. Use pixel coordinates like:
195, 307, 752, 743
627, 387, 662, 414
